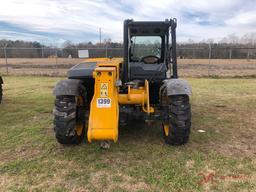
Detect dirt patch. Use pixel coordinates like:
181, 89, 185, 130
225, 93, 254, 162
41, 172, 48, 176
42, 127, 53, 136
89, 170, 155, 192
210, 139, 256, 158
1, 58, 256, 77
0, 146, 42, 163
0, 174, 19, 191
185, 160, 195, 170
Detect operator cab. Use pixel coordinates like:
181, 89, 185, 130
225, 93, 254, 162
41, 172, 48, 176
123, 19, 177, 82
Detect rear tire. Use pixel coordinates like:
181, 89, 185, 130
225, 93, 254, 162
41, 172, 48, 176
53, 95, 86, 144
163, 95, 191, 145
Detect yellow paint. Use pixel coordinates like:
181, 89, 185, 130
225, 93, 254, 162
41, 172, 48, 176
118, 80, 154, 114
163, 123, 169, 136
84, 57, 123, 64
87, 58, 154, 142
76, 96, 84, 136
87, 66, 119, 142
76, 124, 83, 136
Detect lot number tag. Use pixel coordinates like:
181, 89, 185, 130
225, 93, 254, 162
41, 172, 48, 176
97, 98, 111, 108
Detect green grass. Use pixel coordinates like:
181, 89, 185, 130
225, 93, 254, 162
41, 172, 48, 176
0, 76, 256, 192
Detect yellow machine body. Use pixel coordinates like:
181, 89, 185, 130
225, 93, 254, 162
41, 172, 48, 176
87, 58, 154, 142
87, 65, 119, 142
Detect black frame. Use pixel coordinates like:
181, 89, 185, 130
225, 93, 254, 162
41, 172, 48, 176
122, 18, 178, 82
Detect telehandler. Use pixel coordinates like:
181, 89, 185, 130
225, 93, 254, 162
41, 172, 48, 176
53, 18, 192, 145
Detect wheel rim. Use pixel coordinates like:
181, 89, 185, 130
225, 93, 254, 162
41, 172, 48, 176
163, 123, 169, 136
76, 96, 84, 136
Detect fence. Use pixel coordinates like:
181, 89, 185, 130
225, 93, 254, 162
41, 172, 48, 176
0, 46, 256, 77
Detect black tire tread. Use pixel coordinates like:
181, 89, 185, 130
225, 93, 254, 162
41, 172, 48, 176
53, 95, 85, 144
164, 95, 191, 145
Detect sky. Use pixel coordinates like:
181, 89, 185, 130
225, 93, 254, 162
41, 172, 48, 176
0, 0, 256, 46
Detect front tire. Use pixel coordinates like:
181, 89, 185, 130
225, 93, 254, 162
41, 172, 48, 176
163, 95, 191, 145
53, 95, 86, 144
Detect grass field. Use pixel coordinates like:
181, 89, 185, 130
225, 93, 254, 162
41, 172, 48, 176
0, 76, 256, 191
1, 58, 256, 77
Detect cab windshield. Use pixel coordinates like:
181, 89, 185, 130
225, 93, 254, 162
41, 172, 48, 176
130, 36, 162, 62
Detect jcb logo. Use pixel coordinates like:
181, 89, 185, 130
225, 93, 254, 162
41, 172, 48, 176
100, 83, 108, 97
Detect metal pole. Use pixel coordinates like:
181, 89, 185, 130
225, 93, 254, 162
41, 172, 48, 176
4, 45, 8, 74
55, 49, 58, 68
229, 49, 232, 64
105, 45, 108, 58
253, 40, 255, 65
208, 43, 211, 76
99, 28, 102, 45
41, 47, 44, 58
